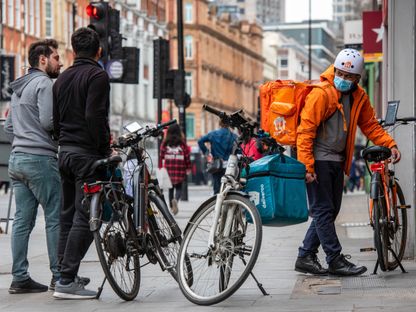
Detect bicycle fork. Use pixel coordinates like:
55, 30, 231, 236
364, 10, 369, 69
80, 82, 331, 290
208, 185, 232, 249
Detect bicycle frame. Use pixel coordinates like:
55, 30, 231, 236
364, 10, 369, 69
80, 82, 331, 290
369, 159, 398, 227
131, 146, 149, 234
207, 150, 244, 249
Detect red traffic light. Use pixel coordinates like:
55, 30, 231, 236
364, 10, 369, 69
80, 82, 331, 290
86, 3, 105, 20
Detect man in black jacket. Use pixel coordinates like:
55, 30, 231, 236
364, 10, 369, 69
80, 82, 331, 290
52, 27, 111, 299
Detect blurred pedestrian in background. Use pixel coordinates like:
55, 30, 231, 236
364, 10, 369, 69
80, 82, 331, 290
160, 124, 191, 215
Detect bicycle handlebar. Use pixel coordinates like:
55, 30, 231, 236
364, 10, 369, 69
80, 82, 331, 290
202, 105, 227, 119
113, 119, 177, 148
396, 117, 416, 123
379, 116, 416, 126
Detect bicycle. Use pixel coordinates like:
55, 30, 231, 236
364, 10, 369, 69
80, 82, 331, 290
85, 119, 192, 300
361, 116, 415, 274
177, 105, 266, 306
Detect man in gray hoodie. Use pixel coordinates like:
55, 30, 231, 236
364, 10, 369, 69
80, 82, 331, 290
4, 39, 63, 294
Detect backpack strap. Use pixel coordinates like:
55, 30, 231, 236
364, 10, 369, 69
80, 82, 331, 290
313, 81, 348, 132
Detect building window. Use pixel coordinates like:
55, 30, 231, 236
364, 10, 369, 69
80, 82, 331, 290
45, 0, 53, 37
29, 0, 34, 34
7, 0, 14, 27
186, 113, 195, 139
185, 72, 192, 96
2, 1, 5, 26
15, 0, 20, 29
184, 2, 193, 23
239, 8, 245, 14
280, 58, 288, 68
24, 0, 29, 32
35, 0, 40, 36
185, 35, 193, 59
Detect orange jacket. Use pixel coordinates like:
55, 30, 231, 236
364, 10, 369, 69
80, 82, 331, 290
296, 65, 397, 175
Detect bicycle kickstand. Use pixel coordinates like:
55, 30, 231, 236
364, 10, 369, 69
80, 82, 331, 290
372, 260, 379, 275
389, 247, 407, 273
241, 258, 269, 296
96, 276, 107, 299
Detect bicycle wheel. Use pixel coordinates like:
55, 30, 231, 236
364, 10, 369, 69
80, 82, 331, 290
373, 197, 389, 271
177, 193, 262, 306
93, 194, 141, 301
386, 182, 407, 270
147, 192, 192, 283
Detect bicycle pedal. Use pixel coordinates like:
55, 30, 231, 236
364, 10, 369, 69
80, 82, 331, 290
360, 247, 376, 252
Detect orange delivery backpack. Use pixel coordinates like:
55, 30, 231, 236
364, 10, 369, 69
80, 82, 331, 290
259, 80, 331, 146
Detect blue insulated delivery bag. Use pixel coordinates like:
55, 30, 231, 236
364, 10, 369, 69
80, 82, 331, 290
244, 154, 309, 226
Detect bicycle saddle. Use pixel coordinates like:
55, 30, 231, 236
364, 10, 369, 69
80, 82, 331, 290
361, 146, 391, 162
91, 155, 123, 173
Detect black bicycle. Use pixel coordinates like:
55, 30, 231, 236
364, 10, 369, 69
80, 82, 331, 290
85, 119, 191, 300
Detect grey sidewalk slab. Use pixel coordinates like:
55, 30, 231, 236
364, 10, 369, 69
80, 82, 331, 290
1, 187, 416, 311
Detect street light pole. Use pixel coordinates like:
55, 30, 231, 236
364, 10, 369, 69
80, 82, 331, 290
0, 0, 3, 53
175, 0, 188, 200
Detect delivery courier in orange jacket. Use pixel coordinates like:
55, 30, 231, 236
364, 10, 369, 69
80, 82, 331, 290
295, 49, 401, 277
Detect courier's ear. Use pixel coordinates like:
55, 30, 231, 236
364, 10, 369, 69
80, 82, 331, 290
94, 47, 103, 61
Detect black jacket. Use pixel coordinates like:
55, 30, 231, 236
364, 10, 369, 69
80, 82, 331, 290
53, 58, 111, 156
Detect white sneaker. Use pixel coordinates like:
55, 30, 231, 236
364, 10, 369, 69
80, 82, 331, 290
53, 280, 97, 299
171, 199, 178, 215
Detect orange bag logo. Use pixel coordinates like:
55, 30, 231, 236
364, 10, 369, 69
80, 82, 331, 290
273, 116, 287, 135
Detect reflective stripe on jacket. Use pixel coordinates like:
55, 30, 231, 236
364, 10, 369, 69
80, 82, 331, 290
296, 65, 397, 175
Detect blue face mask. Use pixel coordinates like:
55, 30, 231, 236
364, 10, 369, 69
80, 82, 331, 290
334, 76, 354, 92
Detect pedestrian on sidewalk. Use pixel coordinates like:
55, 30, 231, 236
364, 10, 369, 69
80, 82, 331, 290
4, 39, 63, 294
160, 124, 191, 215
295, 49, 400, 276
52, 27, 111, 299
198, 119, 237, 194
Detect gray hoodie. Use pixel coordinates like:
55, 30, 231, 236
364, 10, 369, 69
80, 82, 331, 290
4, 69, 58, 157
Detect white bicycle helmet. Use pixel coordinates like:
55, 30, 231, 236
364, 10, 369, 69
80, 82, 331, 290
334, 49, 364, 75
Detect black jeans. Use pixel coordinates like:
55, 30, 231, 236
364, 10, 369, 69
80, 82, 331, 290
57, 151, 105, 281
298, 161, 344, 264
212, 169, 226, 195
169, 182, 183, 206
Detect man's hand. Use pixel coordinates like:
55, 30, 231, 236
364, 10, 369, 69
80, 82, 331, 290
391, 146, 401, 164
306, 172, 318, 183
206, 153, 213, 163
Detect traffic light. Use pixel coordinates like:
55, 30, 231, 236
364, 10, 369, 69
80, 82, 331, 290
108, 8, 123, 59
153, 38, 172, 99
86, 2, 110, 62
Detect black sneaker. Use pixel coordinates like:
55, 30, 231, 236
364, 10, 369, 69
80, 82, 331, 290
328, 254, 367, 276
9, 278, 48, 294
295, 254, 328, 275
49, 276, 91, 291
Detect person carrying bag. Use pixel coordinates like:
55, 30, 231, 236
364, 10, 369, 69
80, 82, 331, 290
198, 119, 237, 194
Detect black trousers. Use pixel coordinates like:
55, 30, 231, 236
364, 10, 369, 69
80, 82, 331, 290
169, 182, 183, 205
57, 151, 105, 281
298, 160, 344, 264
212, 169, 226, 195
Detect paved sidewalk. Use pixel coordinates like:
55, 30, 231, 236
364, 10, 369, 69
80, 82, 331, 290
1, 186, 416, 311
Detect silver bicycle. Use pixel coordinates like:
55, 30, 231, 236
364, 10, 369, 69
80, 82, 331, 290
177, 105, 265, 305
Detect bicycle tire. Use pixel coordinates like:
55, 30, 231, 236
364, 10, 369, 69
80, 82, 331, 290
177, 193, 262, 306
386, 182, 407, 270
147, 192, 192, 283
93, 193, 141, 301
373, 197, 389, 271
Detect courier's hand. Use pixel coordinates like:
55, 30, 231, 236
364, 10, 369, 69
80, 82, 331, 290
306, 172, 318, 183
391, 147, 401, 164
